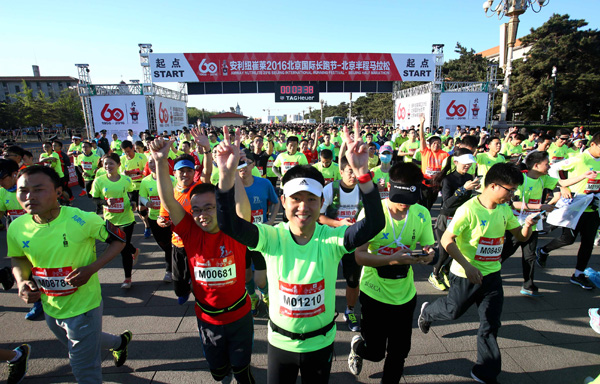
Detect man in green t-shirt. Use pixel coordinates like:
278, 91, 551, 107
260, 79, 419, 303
347, 162, 435, 380
418, 163, 538, 384
397, 128, 420, 163
312, 149, 341, 185
76, 141, 101, 198
9, 165, 131, 383
272, 136, 308, 181
537, 133, 600, 289
215, 122, 385, 383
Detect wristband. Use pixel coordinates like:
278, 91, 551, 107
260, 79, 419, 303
357, 171, 374, 184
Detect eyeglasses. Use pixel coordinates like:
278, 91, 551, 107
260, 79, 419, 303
192, 205, 216, 215
496, 184, 517, 194
558, 137, 570, 141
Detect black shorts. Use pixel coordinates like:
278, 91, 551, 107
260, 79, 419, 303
245, 249, 266, 271
197, 310, 254, 373
342, 252, 362, 289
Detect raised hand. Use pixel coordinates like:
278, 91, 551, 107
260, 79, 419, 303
191, 127, 210, 152
215, 126, 242, 182
149, 137, 176, 162
343, 120, 369, 176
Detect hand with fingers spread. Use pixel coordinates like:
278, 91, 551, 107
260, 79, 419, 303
191, 127, 210, 152
215, 126, 242, 191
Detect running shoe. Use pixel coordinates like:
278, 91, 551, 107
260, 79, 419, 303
7, 344, 30, 384
250, 293, 260, 316
25, 301, 43, 320
262, 293, 269, 310
78, 190, 87, 197
111, 330, 132, 367
344, 312, 361, 332
520, 288, 543, 297
163, 271, 172, 283
535, 247, 547, 268
443, 272, 451, 288
428, 273, 449, 291
69, 196, 75, 202
348, 335, 363, 376
143, 228, 151, 238
120, 279, 132, 289
570, 274, 594, 290
0, 266, 15, 291
132, 248, 140, 267
418, 302, 431, 334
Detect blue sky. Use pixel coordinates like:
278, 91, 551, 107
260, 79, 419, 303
1, 0, 598, 120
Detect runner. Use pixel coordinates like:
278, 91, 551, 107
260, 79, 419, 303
319, 156, 364, 332
397, 128, 420, 163
347, 162, 435, 382
9, 165, 131, 383
90, 153, 139, 289
150, 136, 256, 384
216, 122, 385, 383
312, 149, 341, 185
272, 136, 308, 179
371, 143, 393, 200
536, 133, 600, 289
501, 150, 592, 296
418, 162, 538, 384
429, 148, 479, 291
417, 116, 449, 209
139, 157, 177, 283
75, 141, 101, 198
158, 128, 213, 300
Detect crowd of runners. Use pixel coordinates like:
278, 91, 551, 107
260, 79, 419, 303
1, 119, 599, 384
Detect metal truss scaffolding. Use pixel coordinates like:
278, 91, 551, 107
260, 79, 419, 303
75, 59, 187, 136
393, 47, 499, 129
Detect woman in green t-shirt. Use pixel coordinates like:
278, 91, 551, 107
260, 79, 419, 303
91, 153, 138, 289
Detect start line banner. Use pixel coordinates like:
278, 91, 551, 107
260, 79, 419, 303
438, 93, 488, 132
149, 53, 436, 83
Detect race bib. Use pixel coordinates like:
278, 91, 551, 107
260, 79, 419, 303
251, 209, 264, 224
31, 267, 77, 297
126, 168, 143, 180
193, 255, 237, 288
267, 160, 274, 167
279, 279, 325, 318
475, 237, 504, 262
148, 196, 161, 210
7, 209, 25, 218
425, 167, 440, 177
379, 187, 389, 200
337, 206, 358, 221
550, 156, 564, 164
584, 179, 600, 194
82, 161, 93, 170
106, 198, 124, 213
257, 166, 264, 175
282, 161, 297, 173
324, 177, 334, 184
378, 243, 409, 255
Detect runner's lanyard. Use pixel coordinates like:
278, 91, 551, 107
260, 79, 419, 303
382, 200, 409, 250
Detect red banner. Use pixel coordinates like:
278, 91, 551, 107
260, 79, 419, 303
149, 53, 436, 83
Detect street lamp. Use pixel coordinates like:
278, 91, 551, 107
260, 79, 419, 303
483, 0, 549, 127
547, 66, 557, 122
320, 99, 325, 124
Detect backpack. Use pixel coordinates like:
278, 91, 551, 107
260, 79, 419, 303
325, 180, 363, 220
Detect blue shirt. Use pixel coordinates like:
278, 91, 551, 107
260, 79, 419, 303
244, 176, 279, 224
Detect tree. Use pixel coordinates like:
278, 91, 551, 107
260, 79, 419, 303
509, 14, 600, 122
53, 89, 85, 128
442, 43, 489, 82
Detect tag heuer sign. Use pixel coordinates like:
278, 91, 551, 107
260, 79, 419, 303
275, 83, 319, 103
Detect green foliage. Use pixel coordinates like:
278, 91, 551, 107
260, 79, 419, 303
510, 14, 600, 122
0, 81, 84, 129
187, 107, 220, 124
442, 43, 489, 82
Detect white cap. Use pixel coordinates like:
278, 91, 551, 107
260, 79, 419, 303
283, 177, 323, 198
454, 154, 476, 164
